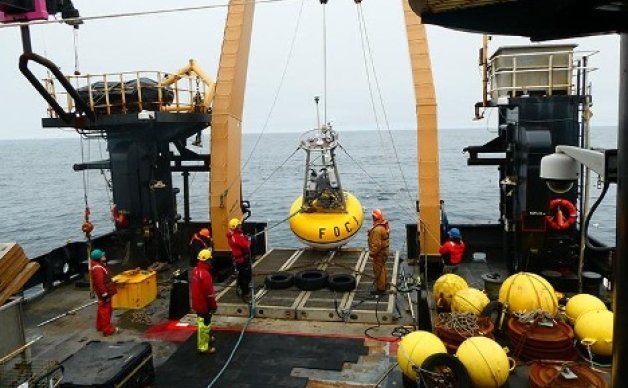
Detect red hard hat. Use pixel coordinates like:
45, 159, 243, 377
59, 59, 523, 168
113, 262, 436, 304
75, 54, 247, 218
372, 208, 384, 220
199, 228, 211, 238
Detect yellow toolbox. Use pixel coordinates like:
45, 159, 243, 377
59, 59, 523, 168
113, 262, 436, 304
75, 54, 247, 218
112, 270, 157, 309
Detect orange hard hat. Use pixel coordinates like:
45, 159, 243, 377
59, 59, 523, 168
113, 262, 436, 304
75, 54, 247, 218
372, 208, 384, 220
199, 228, 211, 238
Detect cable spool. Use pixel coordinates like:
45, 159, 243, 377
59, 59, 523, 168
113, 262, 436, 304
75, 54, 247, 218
575, 309, 613, 356
565, 294, 607, 324
433, 274, 468, 310
498, 272, 558, 315
452, 287, 490, 315
456, 336, 513, 388
396, 330, 447, 381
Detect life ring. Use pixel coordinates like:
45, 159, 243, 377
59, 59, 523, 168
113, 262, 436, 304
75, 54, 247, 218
111, 205, 129, 227
546, 198, 577, 230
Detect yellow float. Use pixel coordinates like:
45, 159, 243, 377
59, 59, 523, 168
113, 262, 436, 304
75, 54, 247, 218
397, 331, 447, 381
456, 336, 512, 388
565, 294, 607, 324
433, 273, 468, 309
452, 287, 490, 315
575, 309, 613, 356
289, 191, 364, 249
498, 272, 558, 315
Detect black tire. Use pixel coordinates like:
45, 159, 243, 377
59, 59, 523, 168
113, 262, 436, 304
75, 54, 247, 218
264, 271, 294, 290
401, 372, 418, 388
295, 269, 329, 291
327, 273, 356, 292
420, 353, 470, 388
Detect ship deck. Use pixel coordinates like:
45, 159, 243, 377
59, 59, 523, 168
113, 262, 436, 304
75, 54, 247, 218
13, 247, 418, 387
7, 247, 611, 387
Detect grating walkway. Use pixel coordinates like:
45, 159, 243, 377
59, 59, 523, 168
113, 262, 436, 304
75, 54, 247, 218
215, 248, 400, 324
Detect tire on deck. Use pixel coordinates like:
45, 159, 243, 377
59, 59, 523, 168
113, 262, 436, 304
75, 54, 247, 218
327, 273, 356, 292
264, 271, 294, 290
295, 269, 329, 291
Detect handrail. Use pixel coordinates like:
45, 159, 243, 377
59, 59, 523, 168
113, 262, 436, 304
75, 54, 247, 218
19, 52, 95, 124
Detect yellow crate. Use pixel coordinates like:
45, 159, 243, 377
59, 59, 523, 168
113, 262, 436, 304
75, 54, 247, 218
111, 270, 157, 309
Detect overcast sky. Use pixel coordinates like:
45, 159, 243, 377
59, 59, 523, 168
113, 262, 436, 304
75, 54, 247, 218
0, 0, 621, 140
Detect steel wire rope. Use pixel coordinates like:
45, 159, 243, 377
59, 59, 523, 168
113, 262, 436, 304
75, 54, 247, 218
353, 5, 397, 195
222, 0, 305, 202
322, 2, 328, 125
0, 0, 294, 29
337, 143, 415, 221
206, 283, 257, 388
241, 0, 306, 173
355, 3, 415, 205
246, 146, 301, 199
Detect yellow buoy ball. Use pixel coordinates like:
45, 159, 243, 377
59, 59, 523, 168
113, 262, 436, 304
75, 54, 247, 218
433, 274, 468, 308
452, 287, 490, 315
397, 331, 447, 381
565, 294, 607, 324
456, 336, 511, 388
575, 309, 613, 356
498, 272, 558, 315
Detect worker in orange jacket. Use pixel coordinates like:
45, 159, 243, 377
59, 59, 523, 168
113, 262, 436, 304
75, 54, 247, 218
367, 209, 390, 295
189, 227, 213, 267
90, 249, 119, 336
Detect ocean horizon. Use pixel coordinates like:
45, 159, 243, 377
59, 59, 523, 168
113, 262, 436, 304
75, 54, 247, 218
0, 126, 618, 259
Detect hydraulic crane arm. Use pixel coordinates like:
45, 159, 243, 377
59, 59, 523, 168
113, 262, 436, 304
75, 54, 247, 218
210, 0, 256, 253
402, 0, 441, 257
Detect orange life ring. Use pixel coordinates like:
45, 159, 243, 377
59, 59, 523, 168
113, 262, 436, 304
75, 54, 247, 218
111, 205, 128, 227
546, 198, 577, 230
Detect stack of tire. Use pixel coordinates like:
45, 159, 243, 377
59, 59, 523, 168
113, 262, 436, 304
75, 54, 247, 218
264, 269, 356, 292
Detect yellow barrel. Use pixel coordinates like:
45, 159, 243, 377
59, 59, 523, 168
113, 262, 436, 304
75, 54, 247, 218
289, 191, 363, 249
565, 294, 607, 324
396, 331, 447, 381
452, 287, 490, 315
575, 309, 613, 356
456, 336, 511, 387
498, 272, 558, 315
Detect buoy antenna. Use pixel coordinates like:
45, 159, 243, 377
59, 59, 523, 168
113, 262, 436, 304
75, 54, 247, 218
314, 96, 321, 128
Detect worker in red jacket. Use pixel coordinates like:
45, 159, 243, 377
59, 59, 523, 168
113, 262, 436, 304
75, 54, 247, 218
439, 228, 466, 273
90, 249, 119, 336
190, 249, 218, 354
226, 218, 252, 303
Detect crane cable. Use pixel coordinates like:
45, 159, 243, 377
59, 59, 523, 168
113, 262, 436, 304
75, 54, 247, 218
0, 0, 294, 29
354, 2, 415, 206
223, 0, 306, 202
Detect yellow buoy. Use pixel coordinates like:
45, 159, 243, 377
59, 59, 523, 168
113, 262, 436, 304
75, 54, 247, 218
575, 309, 613, 356
288, 191, 363, 249
565, 294, 607, 324
498, 272, 558, 315
396, 331, 447, 381
456, 336, 512, 388
433, 274, 468, 308
452, 287, 490, 315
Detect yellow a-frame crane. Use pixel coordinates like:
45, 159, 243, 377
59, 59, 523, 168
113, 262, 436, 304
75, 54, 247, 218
209, 0, 441, 258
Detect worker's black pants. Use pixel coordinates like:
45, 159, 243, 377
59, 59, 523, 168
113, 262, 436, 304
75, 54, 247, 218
236, 261, 252, 296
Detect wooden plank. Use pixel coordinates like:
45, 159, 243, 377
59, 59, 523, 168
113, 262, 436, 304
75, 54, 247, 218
0, 261, 40, 306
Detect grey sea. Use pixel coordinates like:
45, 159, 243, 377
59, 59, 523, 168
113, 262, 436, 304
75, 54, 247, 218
0, 127, 618, 259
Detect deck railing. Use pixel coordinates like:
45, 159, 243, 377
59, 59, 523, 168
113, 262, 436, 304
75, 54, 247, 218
487, 47, 598, 100
44, 69, 215, 118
